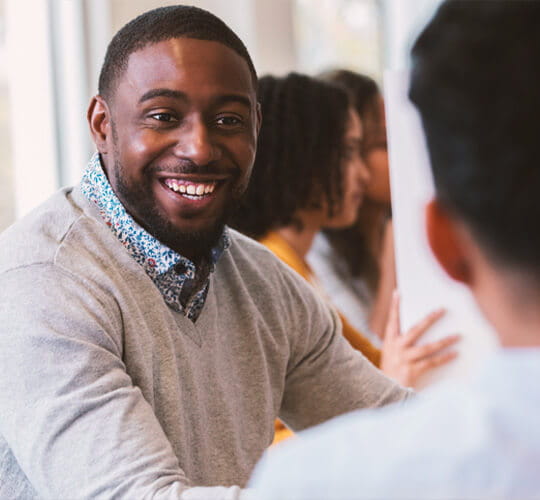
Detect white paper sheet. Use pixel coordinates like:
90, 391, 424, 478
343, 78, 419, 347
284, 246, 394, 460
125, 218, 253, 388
384, 69, 497, 388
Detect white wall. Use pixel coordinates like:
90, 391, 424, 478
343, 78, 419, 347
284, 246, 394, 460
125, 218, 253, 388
382, 0, 443, 71
106, 0, 297, 79
5, 0, 59, 219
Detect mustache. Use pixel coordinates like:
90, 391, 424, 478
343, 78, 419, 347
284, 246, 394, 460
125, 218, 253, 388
148, 160, 237, 177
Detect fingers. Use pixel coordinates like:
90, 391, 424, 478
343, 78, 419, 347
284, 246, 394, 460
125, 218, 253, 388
406, 334, 461, 362
402, 308, 446, 346
411, 349, 459, 378
383, 290, 401, 339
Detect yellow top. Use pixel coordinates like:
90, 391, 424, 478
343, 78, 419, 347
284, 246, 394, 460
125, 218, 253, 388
259, 232, 382, 443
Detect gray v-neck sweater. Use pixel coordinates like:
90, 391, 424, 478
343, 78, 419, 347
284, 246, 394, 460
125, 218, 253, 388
0, 186, 409, 499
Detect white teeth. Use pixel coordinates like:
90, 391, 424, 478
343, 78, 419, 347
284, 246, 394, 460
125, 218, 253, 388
165, 179, 217, 197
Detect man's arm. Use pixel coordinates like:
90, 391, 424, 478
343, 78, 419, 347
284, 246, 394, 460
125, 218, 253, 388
0, 264, 247, 499
274, 263, 411, 432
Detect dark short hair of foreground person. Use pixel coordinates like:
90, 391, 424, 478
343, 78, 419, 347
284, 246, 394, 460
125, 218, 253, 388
0, 5, 411, 500
249, 1, 540, 498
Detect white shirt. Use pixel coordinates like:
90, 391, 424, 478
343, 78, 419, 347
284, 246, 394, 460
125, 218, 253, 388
307, 233, 380, 345
250, 348, 540, 500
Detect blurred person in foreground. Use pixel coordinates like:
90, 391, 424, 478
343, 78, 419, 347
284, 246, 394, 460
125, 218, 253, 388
250, 1, 540, 498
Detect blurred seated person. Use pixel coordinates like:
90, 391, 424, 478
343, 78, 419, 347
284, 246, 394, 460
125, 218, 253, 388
230, 73, 459, 441
307, 70, 394, 341
250, 1, 540, 498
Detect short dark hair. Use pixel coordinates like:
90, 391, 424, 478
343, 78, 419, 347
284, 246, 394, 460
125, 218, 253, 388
229, 73, 350, 239
98, 5, 257, 101
410, 0, 540, 274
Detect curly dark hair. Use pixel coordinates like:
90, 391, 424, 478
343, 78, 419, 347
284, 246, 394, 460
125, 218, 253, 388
318, 70, 383, 289
319, 69, 380, 125
98, 5, 257, 101
229, 73, 350, 239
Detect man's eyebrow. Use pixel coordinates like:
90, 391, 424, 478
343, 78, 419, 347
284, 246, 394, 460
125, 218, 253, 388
139, 88, 187, 103
213, 94, 252, 109
138, 90, 253, 109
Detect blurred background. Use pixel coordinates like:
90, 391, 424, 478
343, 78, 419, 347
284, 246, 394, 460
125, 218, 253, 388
0, 0, 441, 231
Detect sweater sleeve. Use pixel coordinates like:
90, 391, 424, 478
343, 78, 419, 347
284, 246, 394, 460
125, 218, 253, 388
278, 277, 410, 433
0, 264, 247, 500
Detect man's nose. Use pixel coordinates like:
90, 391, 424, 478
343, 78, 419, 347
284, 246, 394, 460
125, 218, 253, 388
174, 117, 221, 166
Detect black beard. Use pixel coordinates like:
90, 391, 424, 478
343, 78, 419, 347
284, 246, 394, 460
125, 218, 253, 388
112, 158, 239, 262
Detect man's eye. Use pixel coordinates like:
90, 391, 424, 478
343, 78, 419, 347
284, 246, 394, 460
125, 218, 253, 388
150, 113, 177, 123
216, 115, 243, 128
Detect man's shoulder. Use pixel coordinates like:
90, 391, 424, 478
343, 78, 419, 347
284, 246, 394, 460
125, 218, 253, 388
0, 188, 78, 269
0, 186, 116, 276
250, 387, 461, 498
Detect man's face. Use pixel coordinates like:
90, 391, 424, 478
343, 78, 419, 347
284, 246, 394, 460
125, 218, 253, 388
97, 38, 260, 260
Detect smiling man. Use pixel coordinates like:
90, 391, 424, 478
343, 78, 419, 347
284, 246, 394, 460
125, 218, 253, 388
91, 36, 259, 262
0, 6, 410, 500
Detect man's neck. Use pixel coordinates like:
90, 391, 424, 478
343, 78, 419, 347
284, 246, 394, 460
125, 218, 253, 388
473, 265, 540, 348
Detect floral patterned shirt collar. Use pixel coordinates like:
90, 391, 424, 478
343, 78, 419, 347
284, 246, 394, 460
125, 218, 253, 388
81, 153, 230, 322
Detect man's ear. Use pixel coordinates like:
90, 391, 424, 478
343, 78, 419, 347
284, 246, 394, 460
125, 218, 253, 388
87, 95, 111, 154
425, 198, 472, 284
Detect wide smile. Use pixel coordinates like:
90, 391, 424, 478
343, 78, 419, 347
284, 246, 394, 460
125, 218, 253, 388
163, 178, 219, 200
156, 174, 231, 214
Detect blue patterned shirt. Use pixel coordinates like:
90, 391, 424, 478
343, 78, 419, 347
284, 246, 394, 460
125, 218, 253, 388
81, 153, 230, 322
